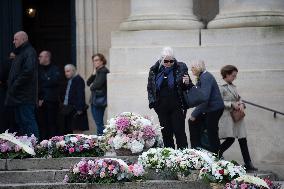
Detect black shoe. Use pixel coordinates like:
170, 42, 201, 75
245, 162, 258, 172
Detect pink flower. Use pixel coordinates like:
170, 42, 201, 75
0, 143, 10, 153
79, 145, 84, 152
142, 125, 156, 139
240, 183, 248, 189
69, 147, 75, 153
108, 165, 114, 171
115, 117, 131, 132
14, 145, 21, 152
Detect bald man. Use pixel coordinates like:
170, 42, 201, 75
5, 31, 39, 138
38, 50, 61, 139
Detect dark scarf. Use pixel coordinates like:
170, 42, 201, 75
155, 65, 174, 90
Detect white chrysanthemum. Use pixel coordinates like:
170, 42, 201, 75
112, 136, 124, 149
130, 140, 144, 153
70, 137, 78, 143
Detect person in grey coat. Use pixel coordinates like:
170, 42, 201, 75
218, 65, 257, 171
189, 60, 224, 154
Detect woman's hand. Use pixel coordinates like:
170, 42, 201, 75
189, 116, 196, 121
183, 74, 190, 85
232, 102, 239, 110
238, 102, 245, 112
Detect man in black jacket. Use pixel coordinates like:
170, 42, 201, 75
5, 31, 39, 138
38, 51, 61, 139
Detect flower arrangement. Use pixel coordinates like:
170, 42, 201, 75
103, 112, 163, 155
199, 160, 246, 184
171, 148, 217, 177
35, 134, 104, 158
0, 132, 37, 159
224, 175, 282, 189
64, 158, 145, 183
138, 148, 177, 171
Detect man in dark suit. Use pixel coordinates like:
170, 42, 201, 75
60, 64, 88, 134
38, 51, 61, 139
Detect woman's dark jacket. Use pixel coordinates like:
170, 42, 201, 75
5, 42, 38, 106
147, 60, 192, 110
38, 64, 61, 102
66, 74, 86, 112
86, 66, 109, 105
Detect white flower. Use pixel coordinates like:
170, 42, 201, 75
130, 140, 144, 153
112, 136, 124, 149
70, 137, 78, 143
73, 166, 80, 174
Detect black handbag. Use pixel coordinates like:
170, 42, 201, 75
94, 90, 107, 107
183, 86, 206, 108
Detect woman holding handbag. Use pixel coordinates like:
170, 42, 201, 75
87, 53, 109, 135
218, 65, 257, 171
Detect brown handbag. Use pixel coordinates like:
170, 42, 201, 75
230, 109, 245, 122
225, 85, 246, 122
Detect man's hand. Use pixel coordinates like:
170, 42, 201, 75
38, 100, 44, 107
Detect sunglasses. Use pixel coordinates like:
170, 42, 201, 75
164, 60, 174, 64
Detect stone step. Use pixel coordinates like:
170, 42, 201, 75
0, 156, 138, 171
0, 181, 210, 189
0, 170, 68, 184
0, 168, 278, 185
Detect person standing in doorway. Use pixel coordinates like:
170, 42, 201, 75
38, 51, 61, 139
5, 31, 39, 138
86, 54, 109, 135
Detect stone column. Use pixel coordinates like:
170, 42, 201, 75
120, 0, 203, 30
208, 0, 284, 28
75, 0, 98, 78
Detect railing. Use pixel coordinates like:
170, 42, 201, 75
243, 100, 284, 118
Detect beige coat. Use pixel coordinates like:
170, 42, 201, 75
218, 81, 247, 139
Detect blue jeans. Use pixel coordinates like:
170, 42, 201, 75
15, 104, 39, 138
91, 105, 105, 135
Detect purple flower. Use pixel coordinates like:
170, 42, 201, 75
0, 143, 10, 153
142, 125, 156, 139
115, 117, 131, 132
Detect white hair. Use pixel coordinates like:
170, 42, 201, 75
159, 46, 175, 66
191, 60, 206, 72
64, 64, 77, 72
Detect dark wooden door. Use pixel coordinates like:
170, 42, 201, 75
23, 0, 76, 72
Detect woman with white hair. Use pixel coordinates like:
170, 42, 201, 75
189, 60, 224, 154
147, 47, 193, 149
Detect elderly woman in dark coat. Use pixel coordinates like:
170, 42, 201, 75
147, 47, 193, 149
189, 60, 224, 154
61, 64, 88, 134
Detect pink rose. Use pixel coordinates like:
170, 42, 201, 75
69, 147, 75, 153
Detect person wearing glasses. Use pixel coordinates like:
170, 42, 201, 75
147, 47, 193, 149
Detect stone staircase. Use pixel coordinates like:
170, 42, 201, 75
0, 156, 281, 189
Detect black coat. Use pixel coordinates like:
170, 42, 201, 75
65, 74, 86, 112
5, 42, 38, 106
86, 66, 109, 105
147, 60, 192, 110
38, 64, 61, 102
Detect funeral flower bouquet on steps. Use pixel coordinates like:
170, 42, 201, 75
172, 148, 217, 180
63, 158, 145, 183
0, 131, 37, 159
199, 159, 246, 184
224, 175, 281, 189
35, 134, 105, 158
103, 112, 163, 155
